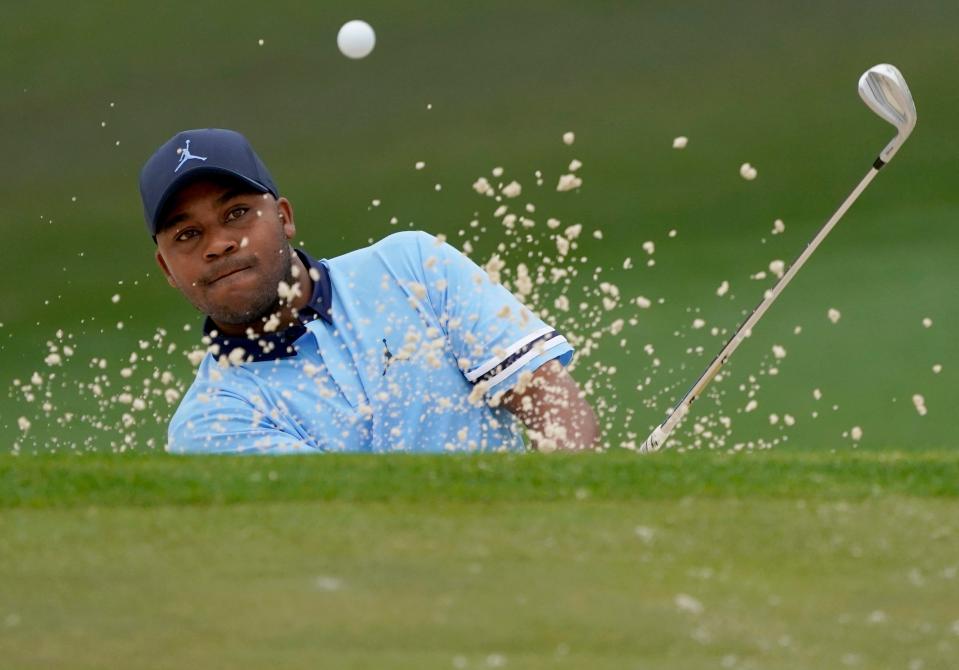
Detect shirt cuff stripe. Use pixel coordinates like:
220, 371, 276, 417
469, 332, 567, 386
466, 326, 555, 383
481, 336, 569, 389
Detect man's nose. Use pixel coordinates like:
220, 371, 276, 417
203, 228, 240, 260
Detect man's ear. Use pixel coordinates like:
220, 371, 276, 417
277, 197, 296, 240
155, 250, 178, 289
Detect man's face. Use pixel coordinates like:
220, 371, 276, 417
154, 176, 297, 328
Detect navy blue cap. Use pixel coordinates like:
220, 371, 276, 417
139, 128, 279, 236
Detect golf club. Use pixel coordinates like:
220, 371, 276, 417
639, 63, 917, 453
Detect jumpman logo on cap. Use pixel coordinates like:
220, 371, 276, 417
174, 139, 207, 172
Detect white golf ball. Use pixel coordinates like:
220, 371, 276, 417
337, 20, 375, 59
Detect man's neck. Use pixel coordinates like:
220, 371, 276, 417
212, 252, 314, 338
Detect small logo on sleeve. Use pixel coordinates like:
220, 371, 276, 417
382, 338, 394, 375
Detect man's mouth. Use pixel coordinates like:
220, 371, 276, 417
208, 266, 251, 285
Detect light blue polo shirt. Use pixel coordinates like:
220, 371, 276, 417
167, 231, 573, 453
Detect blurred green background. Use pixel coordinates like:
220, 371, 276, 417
1, 0, 955, 450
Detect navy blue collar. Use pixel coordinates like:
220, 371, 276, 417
202, 248, 332, 362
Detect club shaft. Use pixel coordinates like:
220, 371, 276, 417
642, 163, 882, 451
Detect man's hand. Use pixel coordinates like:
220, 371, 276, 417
501, 360, 600, 451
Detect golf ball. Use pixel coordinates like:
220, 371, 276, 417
337, 20, 375, 59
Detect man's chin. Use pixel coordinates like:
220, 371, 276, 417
207, 298, 281, 329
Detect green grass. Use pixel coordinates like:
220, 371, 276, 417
1, 449, 958, 508
2, 451, 958, 669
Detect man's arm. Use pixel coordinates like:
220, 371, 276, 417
401, 231, 588, 450
501, 360, 600, 452
167, 390, 319, 454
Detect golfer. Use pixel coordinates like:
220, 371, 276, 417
140, 129, 598, 453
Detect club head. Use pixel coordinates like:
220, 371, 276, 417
858, 64, 917, 163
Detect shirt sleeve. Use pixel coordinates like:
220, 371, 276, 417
403, 231, 574, 397
166, 387, 319, 455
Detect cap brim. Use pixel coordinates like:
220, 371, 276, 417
151, 166, 276, 235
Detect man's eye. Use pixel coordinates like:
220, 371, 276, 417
226, 206, 249, 222
175, 229, 199, 242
